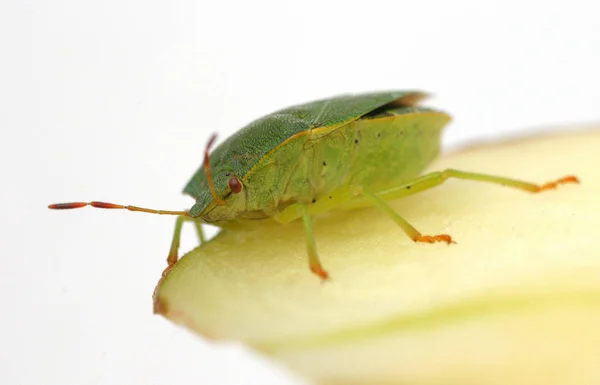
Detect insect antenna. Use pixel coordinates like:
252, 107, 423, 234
48, 201, 191, 216
204, 133, 226, 206
48, 134, 226, 214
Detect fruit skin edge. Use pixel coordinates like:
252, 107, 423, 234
153, 127, 600, 385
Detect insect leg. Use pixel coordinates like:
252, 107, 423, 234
192, 220, 206, 244
164, 216, 204, 276
351, 186, 454, 244
299, 204, 330, 280
369, 169, 579, 204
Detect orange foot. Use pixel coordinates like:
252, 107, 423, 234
310, 264, 330, 281
161, 262, 176, 278
537, 175, 580, 192
414, 233, 455, 245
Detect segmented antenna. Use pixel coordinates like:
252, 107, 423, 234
48, 133, 227, 214
48, 201, 190, 216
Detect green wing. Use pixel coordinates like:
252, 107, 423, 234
183, 91, 428, 201
273, 90, 427, 130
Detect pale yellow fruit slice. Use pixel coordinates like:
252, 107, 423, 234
154, 127, 600, 385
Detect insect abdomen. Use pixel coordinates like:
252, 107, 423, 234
312, 107, 450, 198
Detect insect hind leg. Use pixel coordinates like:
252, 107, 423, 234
362, 169, 579, 206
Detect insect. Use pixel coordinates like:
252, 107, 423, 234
49, 91, 579, 280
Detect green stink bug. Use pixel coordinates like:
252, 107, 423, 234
49, 91, 579, 280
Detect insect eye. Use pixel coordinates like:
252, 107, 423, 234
228, 177, 243, 193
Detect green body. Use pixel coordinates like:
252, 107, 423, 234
184, 91, 450, 224
48, 90, 577, 280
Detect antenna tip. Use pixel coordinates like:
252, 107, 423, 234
48, 202, 88, 210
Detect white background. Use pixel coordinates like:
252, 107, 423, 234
2, 0, 599, 384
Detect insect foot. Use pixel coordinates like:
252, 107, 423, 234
536, 175, 580, 192
161, 262, 176, 278
413, 234, 455, 245
310, 264, 330, 281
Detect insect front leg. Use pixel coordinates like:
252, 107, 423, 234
164, 216, 205, 276
192, 220, 206, 244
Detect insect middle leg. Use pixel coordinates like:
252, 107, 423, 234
351, 185, 454, 244
298, 204, 329, 280
164, 215, 205, 276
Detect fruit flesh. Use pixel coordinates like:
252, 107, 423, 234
155, 127, 600, 385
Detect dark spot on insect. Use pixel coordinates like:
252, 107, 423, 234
329, 196, 332, 199
377, 132, 381, 138
354, 138, 359, 144
406, 185, 411, 190
225, 172, 231, 176
312, 198, 316, 203
323, 161, 327, 166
